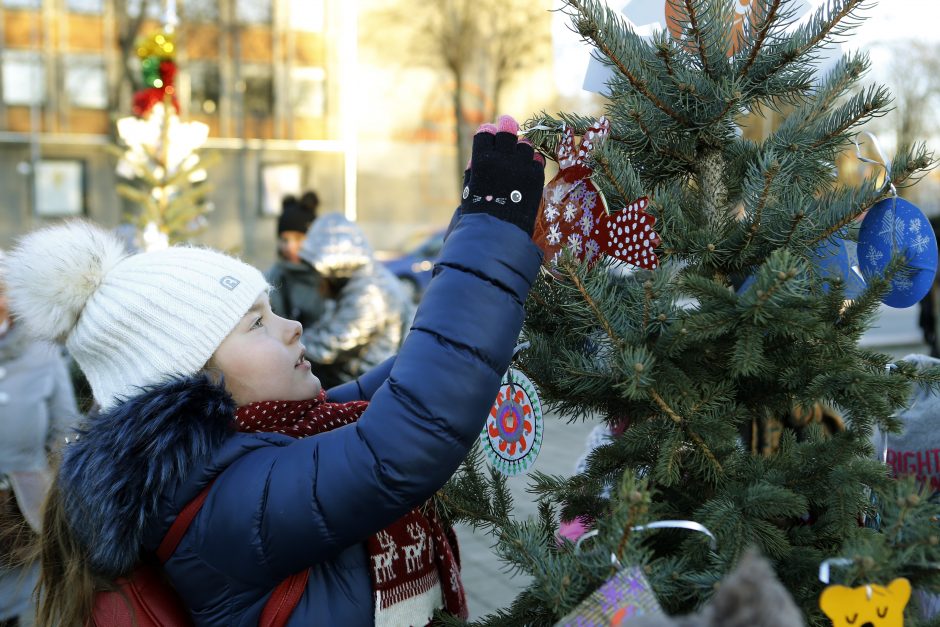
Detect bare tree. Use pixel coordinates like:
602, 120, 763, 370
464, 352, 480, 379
110, 0, 157, 114
868, 41, 940, 150
362, 0, 548, 182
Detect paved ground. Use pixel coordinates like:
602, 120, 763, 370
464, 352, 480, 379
455, 408, 597, 621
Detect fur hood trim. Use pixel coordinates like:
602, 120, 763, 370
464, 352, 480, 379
59, 373, 235, 577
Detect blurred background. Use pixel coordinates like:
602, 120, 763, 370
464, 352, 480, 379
0, 0, 935, 354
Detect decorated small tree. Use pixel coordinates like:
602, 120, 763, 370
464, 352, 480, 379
111, 29, 215, 251
439, 1, 940, 625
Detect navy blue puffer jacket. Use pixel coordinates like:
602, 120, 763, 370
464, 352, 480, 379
57, 214, 542, 626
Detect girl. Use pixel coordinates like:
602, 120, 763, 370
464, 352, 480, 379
6, 115, 544, 626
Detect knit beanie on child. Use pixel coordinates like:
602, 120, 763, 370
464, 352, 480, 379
277, 200, 316, 236
3, 221, 268, 411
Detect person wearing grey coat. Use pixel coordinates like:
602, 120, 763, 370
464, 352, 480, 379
0, 319, 80, 626
298, 213, 413, 388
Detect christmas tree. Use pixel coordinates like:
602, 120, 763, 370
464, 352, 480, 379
439, 1, 940, 625
111, 29, 216, 251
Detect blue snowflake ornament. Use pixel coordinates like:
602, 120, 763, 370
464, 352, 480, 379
858, 197, 938, 308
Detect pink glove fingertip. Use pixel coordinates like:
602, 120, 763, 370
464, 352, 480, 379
497, 115, 519, 134
476, 122, 498, 135
534, 153, 545, 166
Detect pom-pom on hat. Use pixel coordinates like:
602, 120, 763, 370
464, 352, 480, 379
3, 221, 268, 410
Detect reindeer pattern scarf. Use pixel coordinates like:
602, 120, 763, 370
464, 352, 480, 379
234, 391, 468, 627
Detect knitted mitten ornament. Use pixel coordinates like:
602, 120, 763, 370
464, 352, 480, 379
460, 115, 545, 237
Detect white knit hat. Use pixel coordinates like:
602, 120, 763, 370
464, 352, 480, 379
3, 221, 268, 410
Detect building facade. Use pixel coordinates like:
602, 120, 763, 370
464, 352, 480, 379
0, 0, 350, 266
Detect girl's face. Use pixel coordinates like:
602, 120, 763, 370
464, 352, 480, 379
212, 292, 321, 406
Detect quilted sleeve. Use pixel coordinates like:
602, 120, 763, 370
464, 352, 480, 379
194, 214, 542, 584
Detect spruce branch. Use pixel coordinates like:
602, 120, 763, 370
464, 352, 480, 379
743, 0, 868, 93
743, 158, 782, 249
678, 0, 714, 78
782, 207, 806, 248
595, 154, 636, 206
650, 389, 724, 477
738, 0, 783, 79
809, 84, 890, 151
790, 0, 870, 60
624, 108, 696, 167
563, 0, 689, 124
655, 39, 678, 78
559, 257, 624, 351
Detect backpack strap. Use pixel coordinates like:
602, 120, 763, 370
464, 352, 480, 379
154, 480, 309, 626
156, 481, 215, 563
259, 570, 311, 627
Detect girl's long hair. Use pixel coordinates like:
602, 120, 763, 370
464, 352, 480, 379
34, 470, 104, 627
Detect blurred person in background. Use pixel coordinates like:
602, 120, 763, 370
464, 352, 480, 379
265, 192, 327, 327
0, 251, 80, 627
298, 214, 413, 388
918, 215, 940, 358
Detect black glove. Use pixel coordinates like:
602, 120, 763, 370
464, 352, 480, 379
459, 115, 545, 237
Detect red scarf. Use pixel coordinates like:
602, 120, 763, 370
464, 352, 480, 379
234, 391, 468, 626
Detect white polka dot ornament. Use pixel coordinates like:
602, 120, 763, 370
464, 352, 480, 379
532, 116, 661, 271
480, 368, 543, 477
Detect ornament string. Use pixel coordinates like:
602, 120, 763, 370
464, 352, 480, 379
507, 341, 531, 399
854, 131, 899, 256
575, 520, 717, 568
520, 122, 566, 137
818, 557, 855, 585
882, 362, 899, 465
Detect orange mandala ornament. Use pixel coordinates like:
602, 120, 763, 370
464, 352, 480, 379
481, 369, 543, 476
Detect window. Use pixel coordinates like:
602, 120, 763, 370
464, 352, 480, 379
290, 0, 323, 32
290, 67, 325, 118
2, 0, 40, 9
181, 0, 218, 21
65, 57, 107, 109
187, 61, 220, 114
126, 0, 163, 20
236, 0, 270, 24
66, 0, 103, 13
35, 160, 85, 217
261, 164, 302, 216
241, 65, 273, 117
2, 51, 45, 106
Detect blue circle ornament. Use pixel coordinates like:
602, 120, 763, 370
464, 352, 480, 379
858, 197, 938, 308
812, 236, 866, 299
736, 236, 865, 299
481, 368, 543, 476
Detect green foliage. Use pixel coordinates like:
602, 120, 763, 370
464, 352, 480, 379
445, 0, 940, 624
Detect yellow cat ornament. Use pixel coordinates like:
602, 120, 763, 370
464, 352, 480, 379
820, 578, 911, 627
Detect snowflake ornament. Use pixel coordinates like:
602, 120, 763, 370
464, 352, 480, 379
579, 211, 594, 236
563, 202, 580, 222
532, 116, 660, 271
544, 203, 559, 222
858, 196, 938, 308
566, 233, 583, 255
